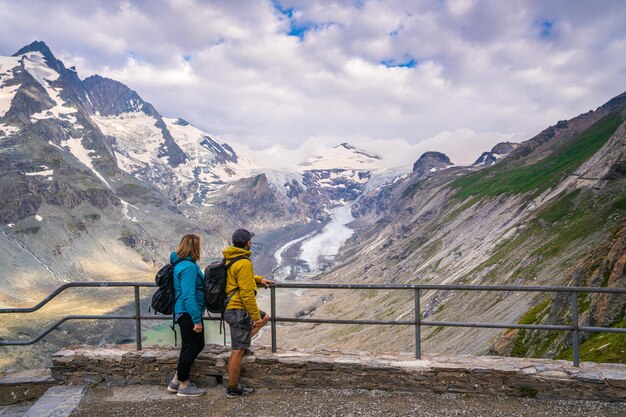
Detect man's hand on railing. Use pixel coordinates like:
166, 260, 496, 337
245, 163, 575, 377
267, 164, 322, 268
259, 278, 275, 289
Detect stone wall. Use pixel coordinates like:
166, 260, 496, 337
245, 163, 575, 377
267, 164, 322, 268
51, 344, 626, 402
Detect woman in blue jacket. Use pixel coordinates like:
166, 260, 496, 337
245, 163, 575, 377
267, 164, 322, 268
167, 234, 207, 397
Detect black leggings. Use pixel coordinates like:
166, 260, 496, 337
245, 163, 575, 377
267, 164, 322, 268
176, 313, 205, 382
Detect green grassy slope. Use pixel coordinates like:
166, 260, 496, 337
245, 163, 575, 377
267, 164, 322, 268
452, 114, 623, 200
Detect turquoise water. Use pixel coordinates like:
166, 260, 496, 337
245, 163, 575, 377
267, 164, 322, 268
142, 319, 229, 346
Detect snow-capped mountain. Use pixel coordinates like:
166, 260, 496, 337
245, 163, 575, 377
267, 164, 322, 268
204, 142, 388, 228
1, 41, 256, 208
297, 143, 385, 206
300, 143, 383, 171
85, 75, 256, 205
0, 41, 263, 296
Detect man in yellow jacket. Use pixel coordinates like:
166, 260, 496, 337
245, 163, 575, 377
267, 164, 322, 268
223, 228, 273, 398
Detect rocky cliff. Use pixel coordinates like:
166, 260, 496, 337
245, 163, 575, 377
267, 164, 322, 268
492, 217, 625, 362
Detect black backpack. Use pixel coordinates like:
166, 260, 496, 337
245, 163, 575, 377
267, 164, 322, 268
203, 255, 248, 314
151, 258, 192, 315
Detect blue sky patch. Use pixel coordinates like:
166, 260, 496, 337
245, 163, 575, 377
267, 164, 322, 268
272, 0, 333, 40
381, 57, 417, 68
289, 22, 334, 40
182, 54, 191, 62
539, 18, 555, 38
289, 24, 307, 39
272, 0, 293, 18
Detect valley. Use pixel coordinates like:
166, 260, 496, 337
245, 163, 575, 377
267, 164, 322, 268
0, 40, 625, 370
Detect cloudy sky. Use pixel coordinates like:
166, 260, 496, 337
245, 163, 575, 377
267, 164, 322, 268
1, 0, 625, 168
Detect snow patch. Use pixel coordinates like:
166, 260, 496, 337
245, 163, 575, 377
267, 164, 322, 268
0, 54, 20, 121
0, 123, 20, 136
61, 135, 111, 189
48, 140, 64, 151
257, 169, 302, 199
21, 52, 59, 84
93, 112, 164, 170
25, 167, 53, 177
119, 198, 139, 222
6, 223, 15, 228
35, 215, 43, 222
0, 67, 19, 117
0, 56, 20, 73
21, 52, 78, 123
163, 117, 256, 186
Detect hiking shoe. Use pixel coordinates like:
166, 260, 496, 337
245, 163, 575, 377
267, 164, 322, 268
244, 348, 255, 355
177, 383, 206, 397
167, 381, 179, 393
226, 383, 255, 398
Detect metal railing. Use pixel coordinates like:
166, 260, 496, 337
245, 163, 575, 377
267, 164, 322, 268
1, 281, 625, 367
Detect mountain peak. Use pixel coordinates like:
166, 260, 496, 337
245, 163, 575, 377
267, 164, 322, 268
490, 142, 517, 155
336, 142, 354, 150
83, 75, 158, 117
472, 142, 518, 167
412, 151, 453, 178
300, 143, 382, 171
13, 40, 67, 74
13, 40, 54, 57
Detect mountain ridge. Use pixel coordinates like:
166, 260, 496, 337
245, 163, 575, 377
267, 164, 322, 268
271, 88, 626, 361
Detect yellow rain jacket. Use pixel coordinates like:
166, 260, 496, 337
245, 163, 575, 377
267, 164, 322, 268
223, 246, 263, 321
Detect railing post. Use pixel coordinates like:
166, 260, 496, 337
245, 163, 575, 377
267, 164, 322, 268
415, 288, 421, 360
571, 291, 579, 367
271, 285, 277, 353
134, 286, 142, 351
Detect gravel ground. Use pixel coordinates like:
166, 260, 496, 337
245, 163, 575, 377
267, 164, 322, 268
70, 385, 626, 417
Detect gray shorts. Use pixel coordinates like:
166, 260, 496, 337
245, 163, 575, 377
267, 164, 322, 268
224, 309, 266, 350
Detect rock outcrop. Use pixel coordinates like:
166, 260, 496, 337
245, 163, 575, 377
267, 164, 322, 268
412, 151, 452, 178
473, 142, 518, 166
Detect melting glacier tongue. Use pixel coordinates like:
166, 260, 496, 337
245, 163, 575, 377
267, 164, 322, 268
299, 205, 355, 273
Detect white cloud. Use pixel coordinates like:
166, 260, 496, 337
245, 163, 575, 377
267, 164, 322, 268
1, 0, 626, 169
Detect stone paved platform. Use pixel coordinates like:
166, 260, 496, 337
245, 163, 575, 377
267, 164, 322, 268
70, 385, 626, 417
51, 344, 626, 402
23, 386, 86, 417
0, 369, 55, 406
